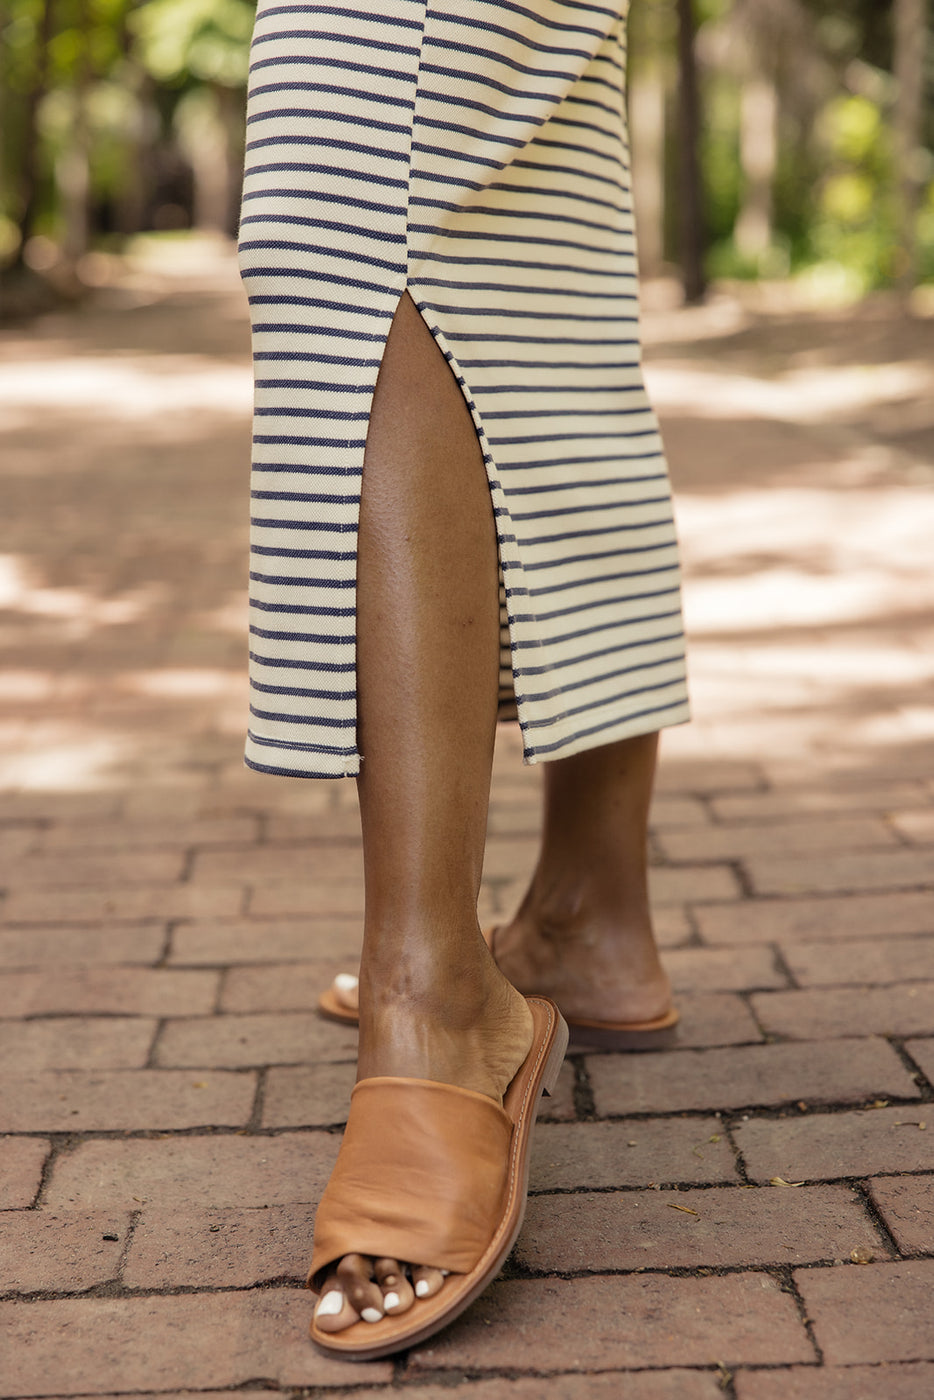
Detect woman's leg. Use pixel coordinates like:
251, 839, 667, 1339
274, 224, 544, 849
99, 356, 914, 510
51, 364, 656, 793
314, 291, 534, 1333
493, 731, 672, 1025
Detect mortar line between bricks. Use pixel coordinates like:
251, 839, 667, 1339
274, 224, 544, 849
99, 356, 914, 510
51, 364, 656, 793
503, 1263, 837, 1285
143, 1017, 162, 1068
10, 1093, 934, 1143
852, 1177, 907, 1260
891, 1038, 934, 1096
0, 1261, 871, 1307
115, 1207, 143, 1285
249, 1066, 269, 1131
178, 846, 198, 882
770, 943, 799, 991
716, 1113, 752, 1185
155, 921, 175, 969
213, 965, 228, 1015
31, 1135, 74, 1209
570, 1054, 595, 1119
773, 1263, 824, 1364
400, 1361, 767, 1385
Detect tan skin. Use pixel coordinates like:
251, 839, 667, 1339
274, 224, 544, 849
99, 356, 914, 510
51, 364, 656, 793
314, 292, 671, 1333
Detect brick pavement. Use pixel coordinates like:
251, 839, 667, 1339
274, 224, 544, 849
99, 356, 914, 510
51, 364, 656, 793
1, 239, 933, 1397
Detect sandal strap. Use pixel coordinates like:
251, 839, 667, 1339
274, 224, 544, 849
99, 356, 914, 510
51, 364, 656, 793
309, 1076, 513, 1287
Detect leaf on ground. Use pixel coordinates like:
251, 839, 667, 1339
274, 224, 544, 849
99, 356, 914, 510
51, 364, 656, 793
770, 1176, 805, 1187
666, 1203, 700, 1215
850, 1246, 874, 1264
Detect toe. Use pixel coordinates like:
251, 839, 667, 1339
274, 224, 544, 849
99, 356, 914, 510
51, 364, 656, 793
313, 1277, 360, 1334
410, 1264, 447, 1299
333, 972, 359, 1014
374, 1257, 415, 1314
336, 1253, 385, 1322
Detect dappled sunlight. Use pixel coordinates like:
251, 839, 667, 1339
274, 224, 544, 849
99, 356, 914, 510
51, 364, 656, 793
121, 668, 243, 699
0, 555, 164, 632
677, 487, 934, 629
647, 360, 934, 425
0, 254, 932, 793
0, 357, 252, 428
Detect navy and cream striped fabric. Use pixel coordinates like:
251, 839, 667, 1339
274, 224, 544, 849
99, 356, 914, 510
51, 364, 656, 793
239, 0, 689, 778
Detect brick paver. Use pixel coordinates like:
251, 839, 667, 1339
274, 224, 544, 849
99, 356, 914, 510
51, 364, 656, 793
868, 1175, 934, 1254
695, 890, 934, 945
0, 1292, 391, 1394
751, 984, 934, 1038
0, 1136, 49, 1207
0, 1016, 156, 1071
783, 935, 934, 986
516, 1183, 887, 1271
2, 250, 932, 1395
797, 1260, 934, 1364
121, 1205, 318, 1287
0, 1069, 255, 1132
43, 1132, 341, 1209
405, 1273, 813, 1370
0, 1210, 129, 1292
734, 1362, 934, 1399
734, 1106, 934, 1182
529, 1117, 739, 1189
588, 1039, 919, 1115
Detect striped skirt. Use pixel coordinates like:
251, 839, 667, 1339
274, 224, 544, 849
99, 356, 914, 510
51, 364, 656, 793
238, 0, 690, 778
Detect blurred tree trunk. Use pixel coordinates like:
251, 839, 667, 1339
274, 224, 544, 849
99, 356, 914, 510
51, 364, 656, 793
735, 73, 778, 259
893, 0, 927, 294
177, 84, 240, 233
675, 0, 706, 302
630, 61, 666, 275
218, 81, 245, 236
57, 0, 93, 269
10, 0, 56, 268
115, 6, 152, 235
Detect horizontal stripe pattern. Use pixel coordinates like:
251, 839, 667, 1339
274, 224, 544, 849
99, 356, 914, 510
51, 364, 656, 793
239, 0, 688, 777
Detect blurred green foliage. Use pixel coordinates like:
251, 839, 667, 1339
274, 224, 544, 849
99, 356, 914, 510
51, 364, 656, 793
0, 0, 931, 298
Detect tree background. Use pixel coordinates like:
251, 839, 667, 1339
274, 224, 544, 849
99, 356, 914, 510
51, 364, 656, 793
0, 0, 931, 310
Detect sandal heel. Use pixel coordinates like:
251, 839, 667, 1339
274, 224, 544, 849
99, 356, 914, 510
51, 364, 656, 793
540, 1009, 569, 1097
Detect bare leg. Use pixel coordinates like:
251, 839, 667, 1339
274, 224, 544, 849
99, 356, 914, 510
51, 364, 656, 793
314, 292, 534, 1333
493, 731, 672, 1024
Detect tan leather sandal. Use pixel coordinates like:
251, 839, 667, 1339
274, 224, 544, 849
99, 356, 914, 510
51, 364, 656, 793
319, 927, 679, 1052
308, 994, 568, 1359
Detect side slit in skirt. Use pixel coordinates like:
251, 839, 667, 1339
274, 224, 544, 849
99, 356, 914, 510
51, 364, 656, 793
238, 0, 690, 779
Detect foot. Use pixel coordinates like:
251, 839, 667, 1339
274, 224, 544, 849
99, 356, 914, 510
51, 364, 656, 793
324, 916, 673, 1029
314, 932, 534, 1334
490, 911, 672, 1027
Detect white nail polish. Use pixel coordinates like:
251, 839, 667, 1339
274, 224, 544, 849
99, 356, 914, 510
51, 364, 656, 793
316, 1290, 343, 1317
335, 973, 358, 992
383, 1291, 400, 1310
440, 1269, 450, 1276
415, 1280, 430, 1298
361, 1307, 382, 1323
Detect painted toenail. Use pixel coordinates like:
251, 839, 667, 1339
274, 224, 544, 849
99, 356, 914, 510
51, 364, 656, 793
383, 1291, 400, 1310
316, 1290, 343, 1317
335, 973, 358, 992
361, 1307, 382, 1323
415, 1280, 430, 1297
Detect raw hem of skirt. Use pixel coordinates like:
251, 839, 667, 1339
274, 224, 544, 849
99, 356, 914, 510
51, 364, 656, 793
244, 737, 361, 780
519, 694, 691, 767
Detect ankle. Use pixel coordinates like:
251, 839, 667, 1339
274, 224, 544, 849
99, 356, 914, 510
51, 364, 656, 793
355, 965, 534, 1101
358, 924, 494, 1021
515, 875, 654, 949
